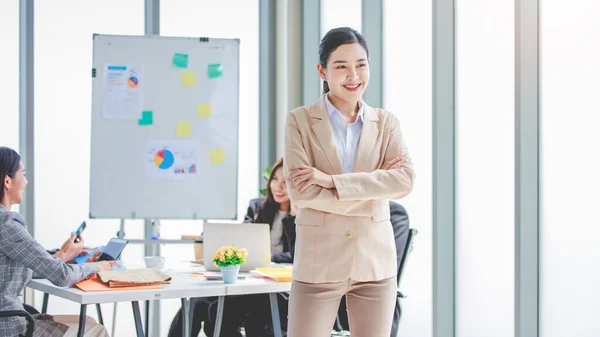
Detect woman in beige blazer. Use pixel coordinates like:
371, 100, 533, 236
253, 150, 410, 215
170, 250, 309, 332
283, 27, 415, 337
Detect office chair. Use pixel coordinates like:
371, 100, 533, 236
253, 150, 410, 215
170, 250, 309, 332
0, 310, 35, 337
331, 228, 418, 337
395, 228, 418, 317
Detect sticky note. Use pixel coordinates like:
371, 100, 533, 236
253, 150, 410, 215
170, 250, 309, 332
210, 149, 226, 165
176, 122, 192, 137
207, 63, 223, 79
182, 71, 197, 86
173, 53, 189, 68
197, 103, 212, 118
138, 111, 153, 125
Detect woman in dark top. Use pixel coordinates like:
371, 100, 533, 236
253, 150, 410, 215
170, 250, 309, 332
167, 158, 297, 337
245, 158, 297, 263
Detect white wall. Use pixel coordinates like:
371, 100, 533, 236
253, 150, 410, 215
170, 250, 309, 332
455, 0, 515, 336
539, 1, 600, 336
383, 0, 432, 336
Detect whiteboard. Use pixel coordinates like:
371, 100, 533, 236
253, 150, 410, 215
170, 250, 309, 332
89, 34, 239, 220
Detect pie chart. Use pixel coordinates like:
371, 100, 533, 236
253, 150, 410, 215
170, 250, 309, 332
127, 76, 139, 87
154, 149, 174, 169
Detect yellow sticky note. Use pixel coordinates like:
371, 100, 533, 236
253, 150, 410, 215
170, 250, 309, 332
197, 103, 212, 118
182, 71, 197, 86
210, 149, 226, 165
176, 122, 192, 137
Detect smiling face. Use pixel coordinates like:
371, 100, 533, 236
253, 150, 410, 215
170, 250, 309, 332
269, 166, 289, 205
318, 42, 370, 103
3, 162, 27, 206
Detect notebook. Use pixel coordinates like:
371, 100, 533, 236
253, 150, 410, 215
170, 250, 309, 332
97, 268, 171, 287
249, 268, 293, 282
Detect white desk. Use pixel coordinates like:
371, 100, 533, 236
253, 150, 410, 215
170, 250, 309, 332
28, 270, 291, 337
29, 272, 228, 304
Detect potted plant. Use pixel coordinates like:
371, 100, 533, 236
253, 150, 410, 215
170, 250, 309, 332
211, 245, 248, 284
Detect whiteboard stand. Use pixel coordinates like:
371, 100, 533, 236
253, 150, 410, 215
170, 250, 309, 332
90, 34, 239, 337
113, 218, 205, 337
144, 219, 159, 337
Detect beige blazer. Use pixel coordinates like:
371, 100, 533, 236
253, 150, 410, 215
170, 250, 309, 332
283, 95, 415, 283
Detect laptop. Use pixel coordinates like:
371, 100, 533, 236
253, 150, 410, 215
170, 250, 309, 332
203, 222, 271, 272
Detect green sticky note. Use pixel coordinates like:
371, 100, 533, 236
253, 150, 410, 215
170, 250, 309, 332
207, 63, 223, 78
197, 103, 212, 118
210, 149, 226, 165
138, 111, 153, 125
182, 71, 197, 86
173, 53, 189, 68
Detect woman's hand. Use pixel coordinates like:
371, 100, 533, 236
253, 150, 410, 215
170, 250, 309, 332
290, 204, 299, 216
381, 156, 405, 170
56, 233, 86, 263
91, 260, 122, 271
85, 251, 103, 263
287, 165, 334, 192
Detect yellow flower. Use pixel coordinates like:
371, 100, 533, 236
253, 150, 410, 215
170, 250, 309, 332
212, 245, 248, 265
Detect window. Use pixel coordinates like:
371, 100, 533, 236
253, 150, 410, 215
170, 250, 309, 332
161, 0, 259, 226
321, 0, 362, 37
160, 1, 259, 335
455, 0, 515, 336
540, 1, 600, 336
0, 1, 19, 151
34, 1, 144, 334
383, 0, 432, 336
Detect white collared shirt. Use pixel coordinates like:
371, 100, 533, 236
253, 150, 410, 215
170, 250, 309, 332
325, 94, 364, 173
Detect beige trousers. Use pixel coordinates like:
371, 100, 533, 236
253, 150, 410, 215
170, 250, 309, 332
287, 277, 397, 337
54, 315, 110, 337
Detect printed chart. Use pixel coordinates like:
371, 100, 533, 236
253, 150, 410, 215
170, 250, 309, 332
145, 140, 200, 180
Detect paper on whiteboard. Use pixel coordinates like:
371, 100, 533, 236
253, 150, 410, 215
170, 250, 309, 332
145, 140, 200, 180
103, 64, 144, 119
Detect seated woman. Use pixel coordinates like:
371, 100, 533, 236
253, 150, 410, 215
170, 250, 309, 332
0, 147, 119, 337
167, 158, 296, 337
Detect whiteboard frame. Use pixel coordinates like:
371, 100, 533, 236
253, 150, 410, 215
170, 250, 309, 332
88, 34, 240, 220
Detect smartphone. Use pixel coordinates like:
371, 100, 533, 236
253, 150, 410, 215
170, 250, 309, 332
74, 221, 87, 243
98, 238, 129, 261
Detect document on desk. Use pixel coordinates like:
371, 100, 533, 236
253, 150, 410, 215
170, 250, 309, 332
75, 276, 163, 292
98, 268, 171, 287
249, 268, 292, 282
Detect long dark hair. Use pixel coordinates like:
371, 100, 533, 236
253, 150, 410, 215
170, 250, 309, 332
319, 27, 369, 95
0, 147, 21, 203
255, 158, 288, 228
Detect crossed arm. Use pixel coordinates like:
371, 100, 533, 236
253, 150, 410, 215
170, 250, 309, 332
283, 112, 415, 217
